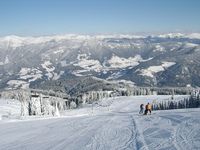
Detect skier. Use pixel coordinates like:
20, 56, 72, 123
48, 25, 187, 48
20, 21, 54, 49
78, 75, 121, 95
144, 102, 152, 115
139, 104, 144, 114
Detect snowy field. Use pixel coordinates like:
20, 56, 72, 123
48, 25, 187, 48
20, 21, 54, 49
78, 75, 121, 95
0, 99, 21, 121
0, 95, 200, 150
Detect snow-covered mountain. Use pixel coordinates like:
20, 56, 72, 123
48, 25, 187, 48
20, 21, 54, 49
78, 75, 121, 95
0, 33, 200, 92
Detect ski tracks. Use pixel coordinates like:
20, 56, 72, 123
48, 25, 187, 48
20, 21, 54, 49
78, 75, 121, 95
86, 108, 149, 150
136, 111, 200, 150
85, 114, 136, 150
158, 114, 200, 150
136, 114, 179, 150
131, 115, 149, 150
175, 117, 200, 150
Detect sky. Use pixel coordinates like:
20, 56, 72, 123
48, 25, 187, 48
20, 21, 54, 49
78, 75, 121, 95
0, 0, 200, 36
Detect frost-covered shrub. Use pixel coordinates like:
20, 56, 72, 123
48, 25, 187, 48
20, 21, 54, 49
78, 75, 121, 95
54, 103, 60, 117
70, 101, 77, 109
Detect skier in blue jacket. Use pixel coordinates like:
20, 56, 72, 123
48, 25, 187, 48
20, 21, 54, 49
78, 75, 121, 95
139, 104, 144, 114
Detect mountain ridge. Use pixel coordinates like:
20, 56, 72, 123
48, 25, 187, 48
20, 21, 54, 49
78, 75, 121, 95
0, 33, 200, 92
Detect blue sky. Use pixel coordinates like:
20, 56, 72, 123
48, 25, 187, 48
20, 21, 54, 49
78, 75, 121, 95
0, 0, 200, 36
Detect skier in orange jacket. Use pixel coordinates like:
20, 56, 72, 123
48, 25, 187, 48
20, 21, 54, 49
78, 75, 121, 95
144, 103, 152, 115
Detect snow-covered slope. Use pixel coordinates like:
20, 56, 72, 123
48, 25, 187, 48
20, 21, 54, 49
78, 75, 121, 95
140, 61, 176, 78
0, 99, 20, 120
0, 95, 199, 150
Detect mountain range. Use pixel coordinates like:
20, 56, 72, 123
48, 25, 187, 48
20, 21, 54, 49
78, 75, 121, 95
0, 33, 200, 93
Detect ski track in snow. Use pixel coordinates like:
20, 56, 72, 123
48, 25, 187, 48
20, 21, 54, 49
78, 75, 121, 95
136, 111, 200, 150
0, 95, 200, 150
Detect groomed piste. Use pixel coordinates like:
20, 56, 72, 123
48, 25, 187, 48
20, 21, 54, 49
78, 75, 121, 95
0, 95, 200, 150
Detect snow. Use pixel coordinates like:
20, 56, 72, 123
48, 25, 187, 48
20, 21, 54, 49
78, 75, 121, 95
0, 34, 145, 49
73, 54, 143, 75
107, 42, 131, 49
0, 95, 199, 150
52, 71, 64, 80
157, 32, 200, 40
140, 57, 154, 62
107, 71, 124, 80
153, 45, 165, 52
152, 32, 200, 40
41, 61, 55, 79
72, 70, 88, 77
7, 80, 29, 89
0, 35, 86, 48
108, 55, 142, 69
158, 33, 185, 38
95, 34, 144, 39
53, 48, 64, 54
109, 79, 135, 87
162, 61, 176, 68
77, 53, 88, 60
4, 56, 9, 64
140, 66, 164, 78
1, 33, 200, 50
60, 60, 69, 67
0, 35, 25, 48
185, 43, 199, 48
19, 68, 32, 76
140, 62, 176, 78
19, 68, 43, 83
74, 54, 103, 72
186, 33, 200, 39
0, 56, 9, 65
0, 99, 20, 120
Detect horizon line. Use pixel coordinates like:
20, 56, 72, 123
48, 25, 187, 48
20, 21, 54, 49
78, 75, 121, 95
1, 31, 200, 38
